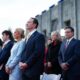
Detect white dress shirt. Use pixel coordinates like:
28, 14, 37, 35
26, 29, 37, 42
2, 39, 11, 49
66, 37, 74, 45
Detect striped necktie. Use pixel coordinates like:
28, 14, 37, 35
65, 40, 69, 48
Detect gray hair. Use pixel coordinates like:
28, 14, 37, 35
51, 31, 61, 41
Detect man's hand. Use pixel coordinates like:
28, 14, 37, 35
19, 62, 28, 71
60, 63, 69, 71
44, 63, 47, 67
5, 66, 11, 74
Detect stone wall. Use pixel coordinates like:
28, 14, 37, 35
36, 0, 80, 39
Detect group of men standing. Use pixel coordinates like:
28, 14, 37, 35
0, 17, 80, 80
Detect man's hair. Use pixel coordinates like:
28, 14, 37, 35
31, 17, 39, 28
0, 39, 3, 46
2, 30, 14, 41
65, 26, 74, 32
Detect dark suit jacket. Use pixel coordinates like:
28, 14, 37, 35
0, 41, 13, 80
21, 31, 45, 77
58, 38, 80, 80
46, 40, 62, 74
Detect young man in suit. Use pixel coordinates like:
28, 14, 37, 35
58, 27, 80, 80
19, 18, 45, 80
0, 30, 14, 80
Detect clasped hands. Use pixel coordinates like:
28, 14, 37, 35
60, 63, 69, 71
19, 62, 28, 71
5, 66, 12, 74
5, 62, 28, 74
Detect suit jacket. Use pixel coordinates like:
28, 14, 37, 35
58, 38, 80, 80
0, 40, 13, 80
21, 31, 45, 77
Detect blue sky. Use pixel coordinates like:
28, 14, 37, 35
0, 0, 59, 38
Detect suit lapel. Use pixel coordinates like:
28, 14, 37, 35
26, 31, 37, 46
2, 41, 11, 49
61, 40, 66, 53
65, 38, 75, 51
61, 38, 75, 61
64, 38, 75, 56
61, 40, 66, 61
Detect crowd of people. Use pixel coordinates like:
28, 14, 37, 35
0, 17, 80, 80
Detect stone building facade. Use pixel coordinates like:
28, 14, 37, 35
36, 0, 80, 39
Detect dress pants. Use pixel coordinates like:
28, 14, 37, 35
22, 74, 40, 80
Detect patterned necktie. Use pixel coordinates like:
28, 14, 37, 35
65, 40, 69, 48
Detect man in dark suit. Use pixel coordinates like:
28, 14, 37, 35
19, 18, 45, 80
58, 27, 80, 80
0, 30, 14, 80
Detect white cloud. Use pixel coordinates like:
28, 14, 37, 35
0, 0, 59, 38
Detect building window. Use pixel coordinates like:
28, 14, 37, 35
64, 20, 71, 26
42, 29, 47, 36
51, 19, 58, 32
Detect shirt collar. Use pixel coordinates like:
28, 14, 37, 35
3, 39, 11, 46
28, 29, 37, 36
67, 37, 74, 42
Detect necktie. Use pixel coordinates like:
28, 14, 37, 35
65, 40, 69, 48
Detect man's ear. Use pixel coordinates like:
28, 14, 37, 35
7, 35, 10, 39
34, 24, 37, 28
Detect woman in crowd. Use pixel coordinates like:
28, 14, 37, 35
5, 28, 25, 80
46, 31, 62, 74
44, 38, 52, 72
